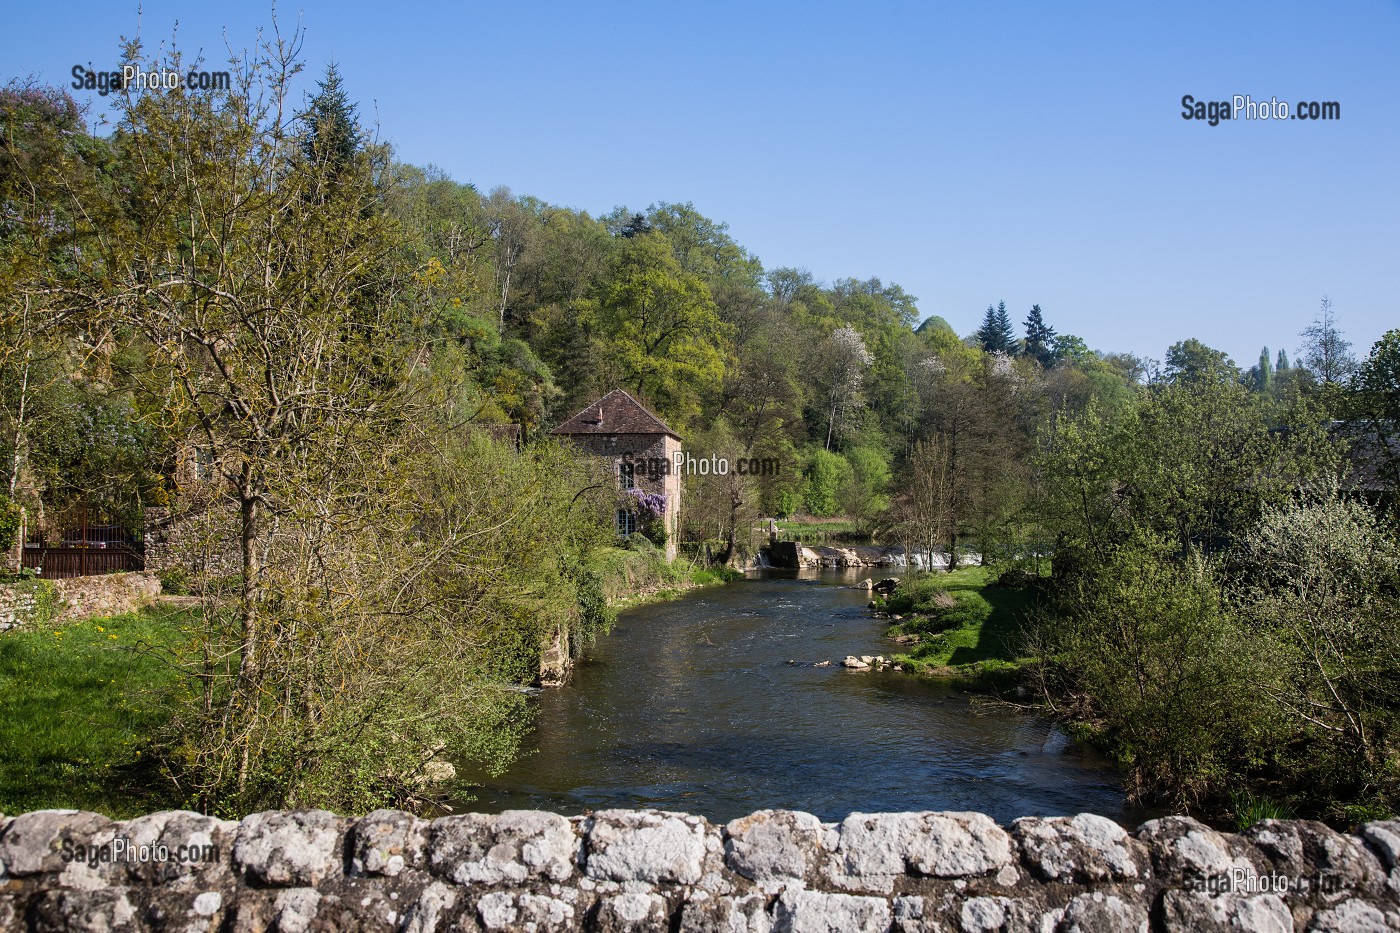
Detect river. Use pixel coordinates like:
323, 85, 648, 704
455, 569, 1148, 826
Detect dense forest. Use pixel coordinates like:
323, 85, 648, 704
2, 39, 1398, 824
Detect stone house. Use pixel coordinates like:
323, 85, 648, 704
551, 390, 682, 560
142, 439, 241, 585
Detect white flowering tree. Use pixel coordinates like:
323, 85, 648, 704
819, 325, 874, 449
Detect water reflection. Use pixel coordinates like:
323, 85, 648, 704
455, 569, 1150, 826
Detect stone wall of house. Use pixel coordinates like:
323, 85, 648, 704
2, 806, 1399, 931
143, 502, 241, 586
564, 433, 682, 557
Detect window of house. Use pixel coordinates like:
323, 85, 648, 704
194, 447, 216, 482
616, 509, 637, 536
619, 460, 635, 489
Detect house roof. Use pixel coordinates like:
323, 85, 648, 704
551, 389, 681, 440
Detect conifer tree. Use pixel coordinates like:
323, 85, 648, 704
1023, 304, 1057, 366
1253, 346, 1273, 391
976, 300, 1016, 354
302, 63, 362, 174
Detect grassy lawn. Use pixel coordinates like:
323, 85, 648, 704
884, 566, 1039, 681
772, 517, 864, 544
0, 604, 192, 817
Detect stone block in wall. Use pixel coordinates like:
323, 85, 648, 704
4, 807, 1400, 931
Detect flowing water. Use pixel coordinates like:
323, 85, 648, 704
455, 569, 1149, 826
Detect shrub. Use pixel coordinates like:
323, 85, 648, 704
903, 590, 991, 635
885, 573, 951, 615
0, 496, 20, 553
1234, 492, 1400, 817
156, 568, 191, 596
1047, 534, 1273, 809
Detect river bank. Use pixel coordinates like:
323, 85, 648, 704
864, 565, 1037, 691
606, 565, 745, 612
456, 568, 1142, 825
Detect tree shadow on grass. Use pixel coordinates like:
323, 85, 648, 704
944, 583, 1036, 668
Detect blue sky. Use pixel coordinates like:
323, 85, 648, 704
5, 1, 1397, 367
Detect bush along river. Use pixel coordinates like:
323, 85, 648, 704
455, 569, 1150, 826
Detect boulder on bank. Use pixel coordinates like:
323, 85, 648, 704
872, 578, 899, 596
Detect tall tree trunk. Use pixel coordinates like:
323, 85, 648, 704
7, 296, 32, 499
946, 437, 960, 571
234, 460, 264, 793
499, 269, 511, 332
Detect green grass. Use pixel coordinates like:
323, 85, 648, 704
885, 566, 1038, 676
0, 604, 192, 816
1231, 789, 1295, 829
590, 544, 743, 609
772, 517, 864, 544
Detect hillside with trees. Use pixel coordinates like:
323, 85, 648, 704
1, 37, 1397, 823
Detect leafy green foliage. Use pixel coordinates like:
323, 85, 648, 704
0, 494, 18, 551
841, 445, 892, 519
1348, 328, 1400, 503
580, 233, 728, 426
802, 449, 852, 517
1041, 535, 1274, 808
1233, 492, 1400, 817
1164, 338, 1237, 383
1039, 374, 1337, 563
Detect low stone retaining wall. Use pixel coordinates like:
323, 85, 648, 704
0, 581, 52, 631
2, 571, 162, 631
49, 572, 161, 624
2, 807, 1399, 931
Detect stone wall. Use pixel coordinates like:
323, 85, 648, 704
0, 580, 53, 631
49, 572, 161, 624
143, 502, 241, 585
1, 572, 162, 632
2, 807, 1399, 931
